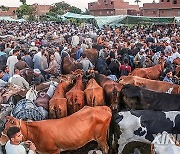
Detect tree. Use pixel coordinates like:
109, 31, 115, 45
20, 0, 26, 5
15, 4, 35, 20
48, 1, 82, 15
82, 8, 90, 15
0, 5, 9, 11
134, 0, 141, 5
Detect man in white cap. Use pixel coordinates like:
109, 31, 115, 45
32, 69, 45, 85
29, 42, 38, 53
134, 49, 146, 68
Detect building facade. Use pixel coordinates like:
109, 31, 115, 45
88, 0, 139, 16
0, 7, 18, 17
0, 4, 51, 18
143, 0, 180, 17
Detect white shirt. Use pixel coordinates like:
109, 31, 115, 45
5, 141, 34, 154
0, 79, 7, 88
170, 52, 180, 63
71, 35, 79, 47
6, 55, 18, 77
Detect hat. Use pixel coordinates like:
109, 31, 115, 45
140, 49, 145, 53
166, 40, 170, 44
33, 69, 41, 74
63, 47, 68, 50
31, 42, 35, 46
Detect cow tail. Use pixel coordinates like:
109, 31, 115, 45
113, 84, 118, 102
92, 96, 95, 107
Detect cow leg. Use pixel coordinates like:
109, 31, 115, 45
96, 119, 111, 154
117, 134, 129, 154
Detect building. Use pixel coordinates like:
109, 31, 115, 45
32, 4, 51, 17
0, 4, 51, 18
88, 0, 139, 16
143, 0, 180, 17
0, 7, 18, 18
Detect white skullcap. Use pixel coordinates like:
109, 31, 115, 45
31, 42, 35, 46
33, 69, 41, 74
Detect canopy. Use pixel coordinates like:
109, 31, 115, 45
95, 15, 125, 28
62, 12, 95, 19
60, 12, 176, 28
109, 15, 175, 25
0, 16, 26, 22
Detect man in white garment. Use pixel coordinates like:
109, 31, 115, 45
71, 32, 79, 47
6, 49, 18, 77
5, 126, 36, 154
9, 69, 29, 90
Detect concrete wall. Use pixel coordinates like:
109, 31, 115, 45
88, 0, 139, 16
143, 1, 180, 17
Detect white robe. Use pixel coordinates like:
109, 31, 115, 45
6, 55, 18, 77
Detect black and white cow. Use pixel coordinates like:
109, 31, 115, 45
120, 84, 180, 111
114, 110, 180, 154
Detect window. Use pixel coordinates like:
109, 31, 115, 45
99, 11, 102, 15
107, 11, 109, 14
167, 0, 170, 2
166, 10, 171, 16
111, 11, 114, 14
111, 2, 113, 5
173, 0, 177, 4
178, 11, 180, 15
161, 0, 164, 2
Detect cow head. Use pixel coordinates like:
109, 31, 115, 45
0, 116, 20, 145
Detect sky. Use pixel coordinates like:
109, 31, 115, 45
0, 0, 158, 11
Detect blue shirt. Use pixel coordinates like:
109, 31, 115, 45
76, 48, 83, 60
2, 73, 10, 82
163, 76, 174, 84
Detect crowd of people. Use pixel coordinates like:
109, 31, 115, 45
0, 21, 179, 90
0, 20, 179, 153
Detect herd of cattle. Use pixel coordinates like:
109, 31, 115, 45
0, 56, 180, 154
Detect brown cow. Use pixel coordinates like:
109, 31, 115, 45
84, 78, 105, 107
119, 76, 180, 94
130, 59, 165, 80
49, 76, 73, 118
94, 72, 123, 110
62, 56, 82, 74
66, 76, 85, 115
0, 106, 112, 154
83, 48, 98, 65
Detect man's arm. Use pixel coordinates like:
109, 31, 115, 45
22, 78, 30, 89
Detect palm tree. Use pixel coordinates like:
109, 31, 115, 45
134, 0, 141, 5
20, 0, 26, 5
0, 5, 9, 11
